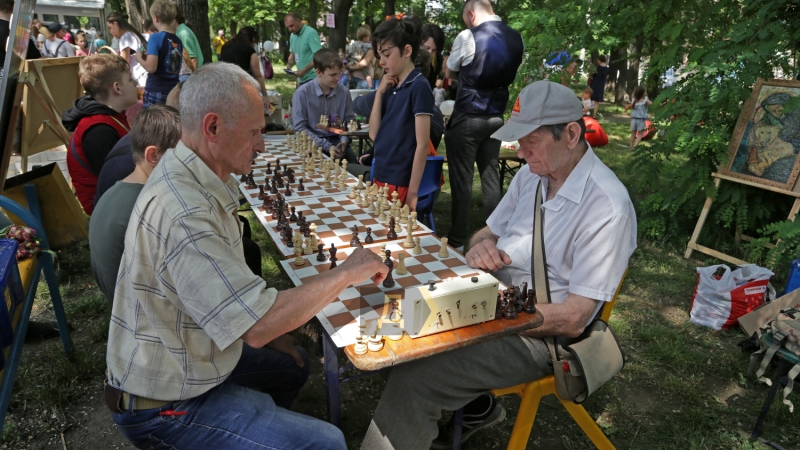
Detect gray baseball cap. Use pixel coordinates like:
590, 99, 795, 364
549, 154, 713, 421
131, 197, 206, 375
491, 80, 584, 142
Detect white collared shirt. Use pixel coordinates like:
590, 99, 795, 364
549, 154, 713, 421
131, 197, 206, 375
446, 15, 502, 71
486, 147, 637, 320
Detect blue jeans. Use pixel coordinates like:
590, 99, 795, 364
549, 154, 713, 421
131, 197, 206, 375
353, 78, 370, 89
110, 345, 345, 449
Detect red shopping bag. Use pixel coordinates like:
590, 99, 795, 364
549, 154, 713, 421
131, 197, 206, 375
690, 264, 775, 330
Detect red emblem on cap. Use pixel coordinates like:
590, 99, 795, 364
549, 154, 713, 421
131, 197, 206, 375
511, 96, 521, 116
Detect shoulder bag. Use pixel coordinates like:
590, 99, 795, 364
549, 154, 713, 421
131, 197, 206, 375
532, 180, 626, 404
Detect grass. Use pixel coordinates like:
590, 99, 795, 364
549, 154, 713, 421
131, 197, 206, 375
3, 75, 799, 449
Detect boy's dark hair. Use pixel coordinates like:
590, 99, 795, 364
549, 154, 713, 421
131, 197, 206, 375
314, 48, 343, 72
143, 19, 157, 33
597, 55, 607, 63
0, 0, 14, 14
130, 104, 181, 164
234, 26, 259, 45
372, 18, 419, 63
78, 54, 130, 101
633, 85, 646, 101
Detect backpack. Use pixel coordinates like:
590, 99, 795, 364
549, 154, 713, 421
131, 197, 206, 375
261, 54, 273, 79
46, 40, 66, 58
749, 308, 800, 412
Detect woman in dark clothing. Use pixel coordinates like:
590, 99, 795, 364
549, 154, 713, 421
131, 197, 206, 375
421, 24, 445, 88
589, 54, 610, 118
220, 26, 269, 107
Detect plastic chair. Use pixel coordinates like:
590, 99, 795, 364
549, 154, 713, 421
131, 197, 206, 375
368, 156, 444, 234
452, 269, 628, 450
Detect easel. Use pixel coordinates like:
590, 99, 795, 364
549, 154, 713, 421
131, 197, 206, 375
2, 61, 70, 178
684, 172, 800, 266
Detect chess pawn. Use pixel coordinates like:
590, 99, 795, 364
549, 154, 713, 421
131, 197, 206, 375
503, 297, 518, 320
294, 230, 303, 250
360, 190, 370, 208
524, 290, 537, 314
378, 243, 387, 260
410, 212, 419, 230
396, 253, 408, 275
438, 237, 450, 258
298, 179, 305, 191
364, 227, 374, 244
403, 220, 415, 248
387, 218, 398, 240
394, 216, 402, 233
413, 237, 422, 255
294, 246, 305, 266
368, 195, 377, 212
356, 174, 365, 191
289, 206, 298, 222
367, 334, 384, 352
364, 181, 372, 194
338, 174, 346, 191
377, 203, 386, 221
303, 237, 313, 255
316, 243, 327, 262
309, 223, 318, 247
353, 334, 368, 355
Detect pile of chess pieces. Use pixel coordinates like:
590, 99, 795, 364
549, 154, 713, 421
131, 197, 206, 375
319, 114, 362, 132
496, 282, 537, 320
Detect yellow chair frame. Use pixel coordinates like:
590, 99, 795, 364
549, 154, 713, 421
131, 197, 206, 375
491, 269, 627, 450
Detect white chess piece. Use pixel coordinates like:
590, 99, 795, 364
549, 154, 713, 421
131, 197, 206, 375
396, 253, 408, 275
413, 237, 422, 255
353, 333, 368, 355
294, 246, 305, 266
403, 220, 415, 248
356, 174, 365, 191
303, 237, 313, 255
378, 243, 387, 260
410, 211, 418, 230
367, 334, 384, 352
310, 224, 318, 248
438, 237, 450, 258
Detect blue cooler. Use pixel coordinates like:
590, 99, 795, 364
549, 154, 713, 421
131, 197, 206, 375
783, 258, 800, 296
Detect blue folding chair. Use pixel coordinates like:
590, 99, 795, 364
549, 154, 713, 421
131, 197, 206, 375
369, 156, 444, 234
0, 185, 73, 434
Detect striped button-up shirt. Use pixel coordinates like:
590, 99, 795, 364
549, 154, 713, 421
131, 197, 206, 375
107, 141, 276, 401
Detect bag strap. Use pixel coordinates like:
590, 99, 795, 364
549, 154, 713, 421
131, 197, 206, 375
531, 180, 559, 363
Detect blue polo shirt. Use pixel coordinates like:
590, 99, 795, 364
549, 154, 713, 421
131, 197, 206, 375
373, 69, 435, 187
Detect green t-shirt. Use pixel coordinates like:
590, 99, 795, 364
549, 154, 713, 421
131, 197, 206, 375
176, 23, 204, 68
289, 24, 321, 83
89, 181, 143, 303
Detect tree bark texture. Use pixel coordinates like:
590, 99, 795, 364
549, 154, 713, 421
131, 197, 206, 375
278, 19, 290, 63
124, 0, 151, 31
309, 0, 318, 30
229, 20, 237, 37
608, 46, 629, 104
383, 0, 396, 18
627, 34, 644, 95
329, 0, 354, 53
173, 0, 213, 65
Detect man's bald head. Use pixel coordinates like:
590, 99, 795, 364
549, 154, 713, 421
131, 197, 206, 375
179, 62, 261, 134
463, 0, 494, 15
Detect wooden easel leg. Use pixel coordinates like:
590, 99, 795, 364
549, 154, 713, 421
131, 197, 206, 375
788, 198, 800, 221
685, 178, 721, 259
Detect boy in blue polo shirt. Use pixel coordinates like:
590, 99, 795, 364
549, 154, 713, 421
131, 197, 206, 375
368, 18, 434, 210
135, 0, 182, 107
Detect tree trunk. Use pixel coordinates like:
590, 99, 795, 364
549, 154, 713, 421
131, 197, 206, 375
329, 0, 354, 53
608, 46, 629, 104
309, 0, 318, 30
278, 19, 290, 63
229, 20, 237, 37
384, 0, 396, 18
124, 0, 151, 31
627, 34, 644, 96
173, 0, 213, 65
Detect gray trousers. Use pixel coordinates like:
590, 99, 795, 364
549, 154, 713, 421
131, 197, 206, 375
444, 110, 506, 248
360, 335, 552, 450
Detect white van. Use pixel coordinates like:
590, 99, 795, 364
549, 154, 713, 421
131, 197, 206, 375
36, 0, 110, 38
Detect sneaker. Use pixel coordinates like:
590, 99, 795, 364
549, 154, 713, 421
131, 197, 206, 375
430, 395, 506, 449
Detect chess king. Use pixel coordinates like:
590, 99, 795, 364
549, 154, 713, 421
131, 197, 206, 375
360, 79, 637, 449
105, 63, 388, 450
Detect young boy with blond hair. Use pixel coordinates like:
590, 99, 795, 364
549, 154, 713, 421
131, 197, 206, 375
61, 54, 139, 214
136, 0, 183, 107
367, 18, 435, 209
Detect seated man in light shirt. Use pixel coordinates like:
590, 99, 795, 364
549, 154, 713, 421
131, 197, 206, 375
360, 80, 637, 450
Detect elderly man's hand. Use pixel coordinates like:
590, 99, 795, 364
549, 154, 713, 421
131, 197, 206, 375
264, 334, 305, 368
334, 142, 347, 159
465, 239, 512, 272
339, 247, 389, 286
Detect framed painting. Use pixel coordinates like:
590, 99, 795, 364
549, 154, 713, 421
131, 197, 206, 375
721, 78, 800, 191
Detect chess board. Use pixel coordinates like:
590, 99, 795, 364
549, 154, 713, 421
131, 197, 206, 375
255, 141, 315, 167
241, 165, 359, 201
280, 235, 498, 347
251, 194, 432, 258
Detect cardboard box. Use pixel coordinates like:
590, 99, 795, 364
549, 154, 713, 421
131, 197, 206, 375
738, 289, 800, 337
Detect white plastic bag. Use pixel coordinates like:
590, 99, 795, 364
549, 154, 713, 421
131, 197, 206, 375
690, 264, 776, 330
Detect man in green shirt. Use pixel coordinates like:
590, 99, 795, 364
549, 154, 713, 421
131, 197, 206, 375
285, 12, 321, 85
175, 12, 203, 82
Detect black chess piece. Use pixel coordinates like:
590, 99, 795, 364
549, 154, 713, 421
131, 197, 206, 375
265, 162, 272, 175
286, 167, 294, 176
364, 227, 374, 244
387, 218, 398, 240
285, 185, 293, 196
520, 282, 528, 302
257, 185, 265, 201
503, 295, 518, 319
262, 194, 271, 210
297, 211, 304, 225
298, 179, 305, 191
329, 245, 338, 269
246, 174, 256, 189
270, 180, 279, 194
239, 173, 248, 183
276, 158, 282, 168
284, 227, 294, 247
524, 290, 537, 314
276, 176, 284, 188
383, 250, 395, 288
350, 226, 361, 247
289, 206, 297, 222
283, 164, 289, 173
288, 173, 296, 184
495, 293, 503, 318
514, 286, 524, 313
316, 243, 327, 262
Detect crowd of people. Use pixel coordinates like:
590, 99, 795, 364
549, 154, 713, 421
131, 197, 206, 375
0, 0, 639, 447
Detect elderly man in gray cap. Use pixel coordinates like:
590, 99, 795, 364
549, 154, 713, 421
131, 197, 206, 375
360, 80, 637, 450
